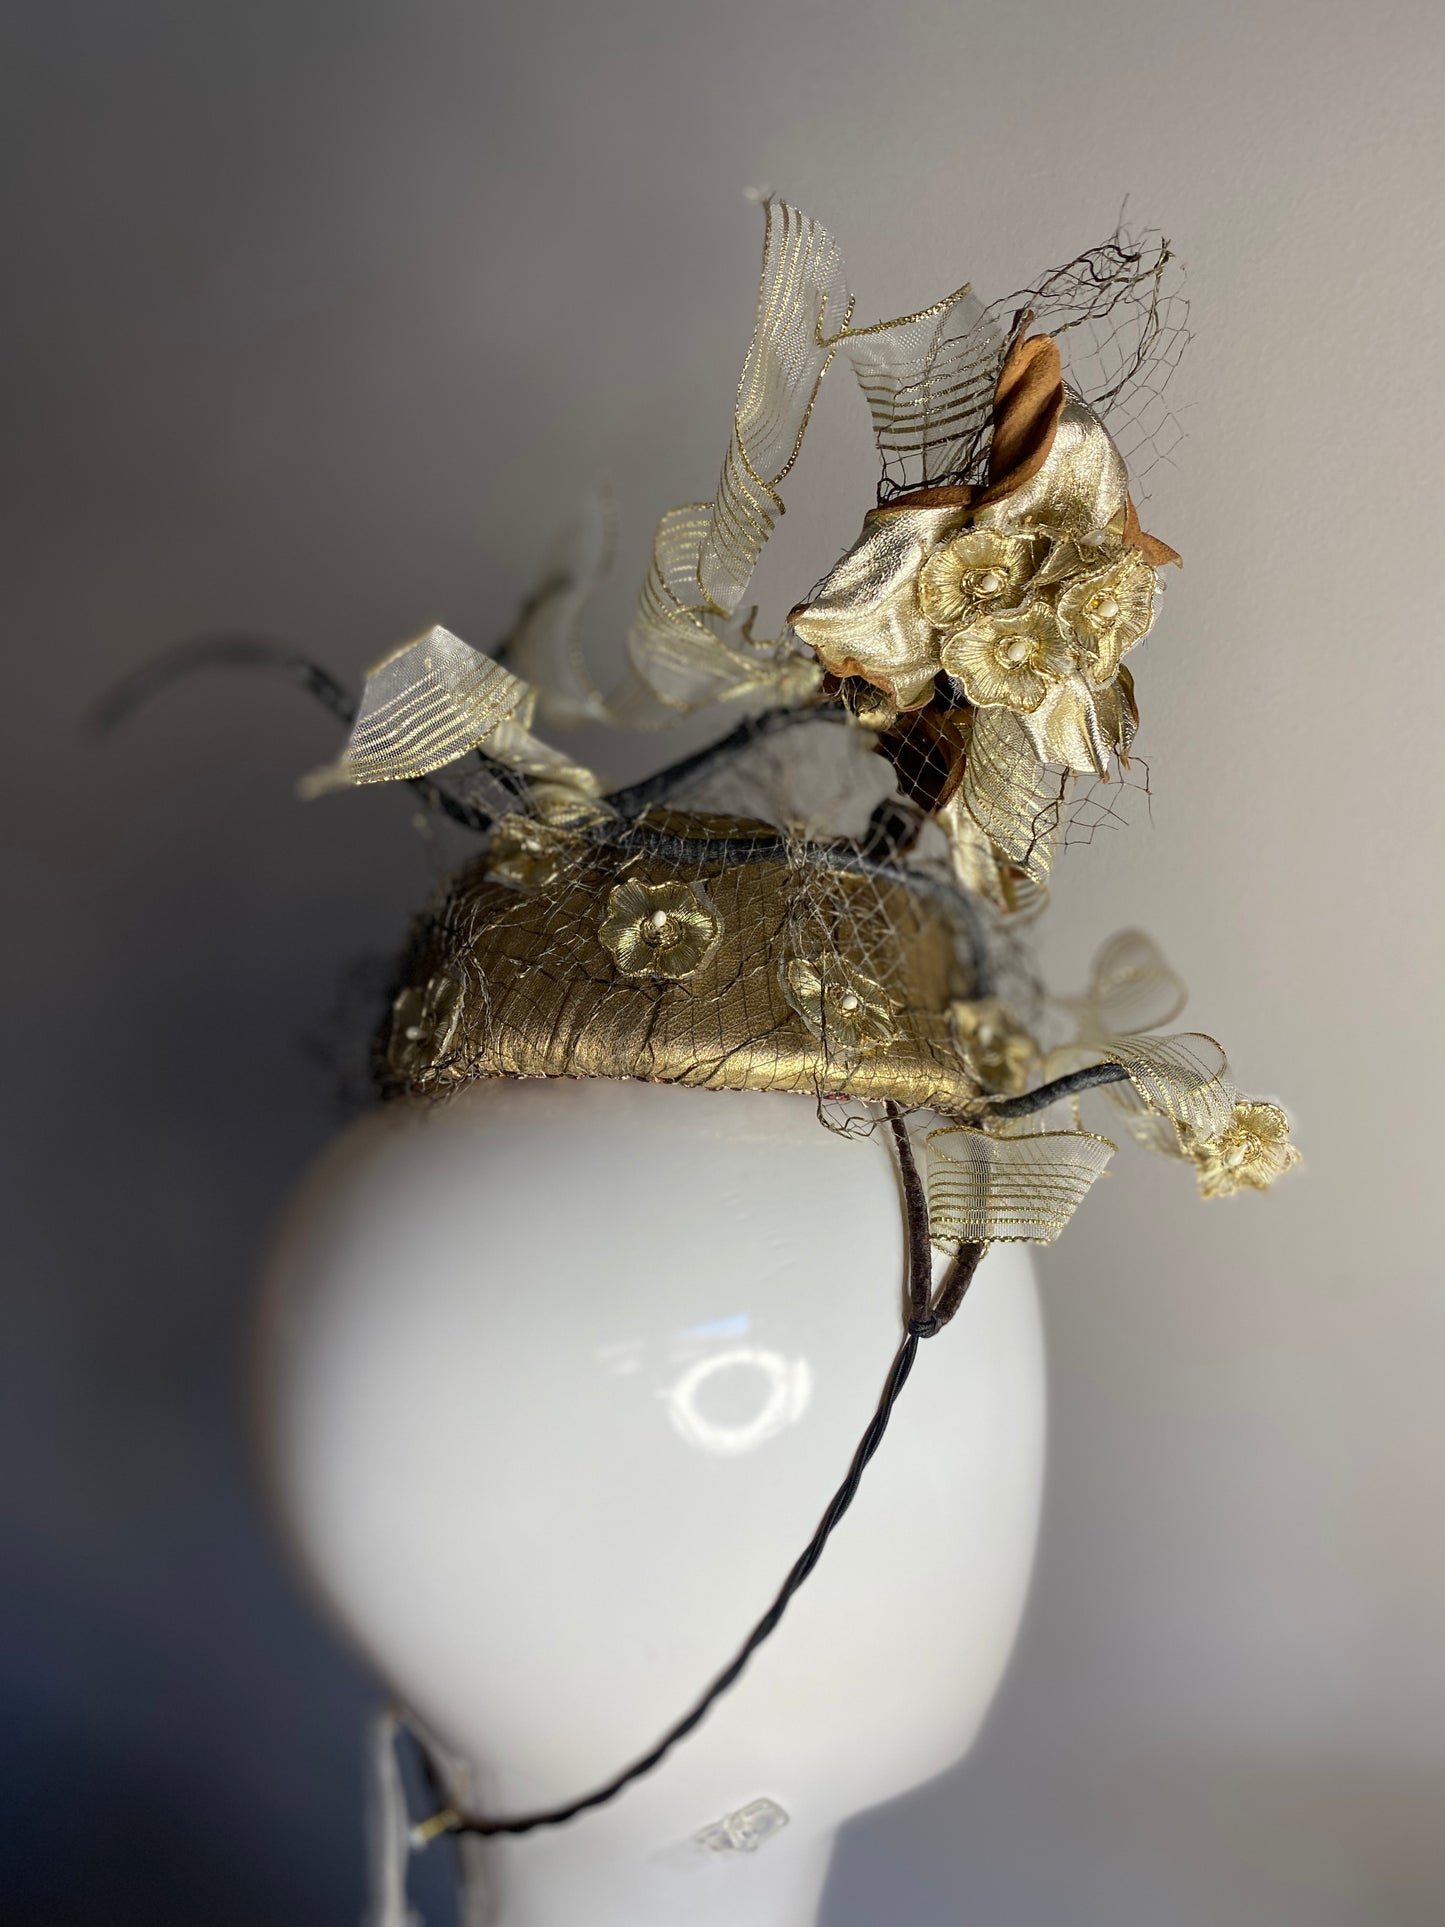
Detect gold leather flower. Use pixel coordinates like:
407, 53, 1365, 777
485, 815, 581, 893
918, 530, 1042, 630
783, 954, 900, 1056
941, 601, 1070, 712
599, 878, 721, 981
1191, 1100, 1301, 1198
950, 996, 1041, 1095
387, 973, 465, 1079
1056, 548, 1158, 684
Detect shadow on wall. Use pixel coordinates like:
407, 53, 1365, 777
824, 1752, 1445, 1927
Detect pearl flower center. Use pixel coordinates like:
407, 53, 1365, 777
1000, 637, 1033, 666
974, 568, 1004, 597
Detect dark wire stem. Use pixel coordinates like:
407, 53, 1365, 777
92, 639, 994, 989
90, 636, 531, 833
604, 701, 847, 817
89, 638, 836, 825
91, 636, 359, 732
983, 1061, 1131, 1118
91, 636, 837, 837
932, 1241, 986, 1327
887, 1103, 937, 1333
885, 1107, 986, 1335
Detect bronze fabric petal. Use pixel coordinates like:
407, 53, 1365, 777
976, 329, 1066, 505
1122, 495, 1182, 569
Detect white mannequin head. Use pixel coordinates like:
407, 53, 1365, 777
257, 1076, 1045, 1926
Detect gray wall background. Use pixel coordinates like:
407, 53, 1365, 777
4, 1, 1443, 1921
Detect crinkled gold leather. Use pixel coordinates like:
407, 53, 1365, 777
384, 811, 985, 1116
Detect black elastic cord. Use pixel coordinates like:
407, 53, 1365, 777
414, 1107, 980, 1842
439, 1327, 922, 1838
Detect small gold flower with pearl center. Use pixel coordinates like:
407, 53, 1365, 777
599, 878, 722, 981
1056, 548, 1158, 684
918, 529, 1043, 631
940, 600, 1072, 712
782, 954, 901, 1057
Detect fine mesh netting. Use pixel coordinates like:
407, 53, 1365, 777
858, 227, 1188, 504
